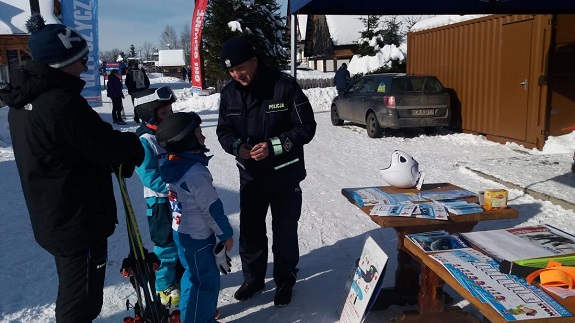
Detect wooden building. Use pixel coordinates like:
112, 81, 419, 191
303, 15, 359, 72
0, 35, 31, 68
407, 14, 575, 149
1, 0, 61, 69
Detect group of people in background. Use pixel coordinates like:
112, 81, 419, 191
0, 13, 316, 323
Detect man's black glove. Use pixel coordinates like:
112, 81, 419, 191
121, 145, 145, 178
214, 242, 232, 275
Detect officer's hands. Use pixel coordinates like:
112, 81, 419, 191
238, 144, 253, 159
250, 142, 269, 161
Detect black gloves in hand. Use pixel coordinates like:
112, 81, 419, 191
214, 242, 232, 275
121, 145, 145, 178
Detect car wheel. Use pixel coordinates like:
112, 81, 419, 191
366, 112, 383, 138
331, 105, 344, 126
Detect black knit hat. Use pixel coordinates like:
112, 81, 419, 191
25, 14, 88, 68
219, 37, 257, 69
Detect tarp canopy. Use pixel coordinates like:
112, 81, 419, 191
289, 0, 575, 15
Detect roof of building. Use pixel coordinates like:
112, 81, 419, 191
0, 0, 60, 35
158, 49, 185, 67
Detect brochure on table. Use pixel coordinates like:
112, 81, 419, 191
430, 248, 572, 320
339, 235, 388, 323
460, 225, 575, 263
406, 230, 469, 252
344, 187, 480, 219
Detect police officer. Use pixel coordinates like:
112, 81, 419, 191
216, 37, 316, 307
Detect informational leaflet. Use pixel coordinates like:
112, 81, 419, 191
430, 248, 572, 321
420, 189, 477, 201
460, 225, 575, 262
345, 187, 480, 219
339, 236, 388, 323
346, 187, 394, 206
406, 230, 468, 252
370, 202, 448, 220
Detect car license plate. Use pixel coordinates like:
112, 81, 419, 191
411, 109, 435, 116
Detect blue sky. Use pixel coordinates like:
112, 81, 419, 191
98, 0, 289, 52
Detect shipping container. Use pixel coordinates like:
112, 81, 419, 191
407, 14, 575, 149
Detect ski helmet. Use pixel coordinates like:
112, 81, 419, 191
379, 150, 421, 188
133, 86, 176, 123
156, 112, 203, 152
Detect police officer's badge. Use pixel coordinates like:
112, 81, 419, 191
225, 59, 231, 68
283, 137, 293, 152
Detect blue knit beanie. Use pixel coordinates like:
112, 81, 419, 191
25, 13, 88, 68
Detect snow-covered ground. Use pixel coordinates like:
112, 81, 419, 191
1, 75, 575, 323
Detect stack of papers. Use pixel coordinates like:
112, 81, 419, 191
370, 202, 448, 220
433, 199, 484, 215
431, 248, 572, 320
406, 230, 468, 252
460, 224, 575, 263
345, 187, 483, 220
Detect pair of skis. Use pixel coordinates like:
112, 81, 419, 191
115, 166, 178, 323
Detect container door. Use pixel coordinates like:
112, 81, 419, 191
497, 20, 533, 141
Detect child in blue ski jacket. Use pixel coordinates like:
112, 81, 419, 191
157, 112, 234, 323
133, 86, 182, 306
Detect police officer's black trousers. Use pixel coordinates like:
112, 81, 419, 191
54, 239, 107, 323
239, 178, 302, 288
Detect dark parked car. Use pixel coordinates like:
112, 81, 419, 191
331, 73, 451, 137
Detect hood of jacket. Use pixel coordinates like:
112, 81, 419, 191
159, 151, 211, 183
0, 60, 85, 109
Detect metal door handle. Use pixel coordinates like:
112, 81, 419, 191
520, 79, 528, 90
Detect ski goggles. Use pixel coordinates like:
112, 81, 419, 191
134, 87, 176, 107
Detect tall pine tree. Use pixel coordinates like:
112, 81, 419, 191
202, 0, 289, 83
357, 15, 382, 56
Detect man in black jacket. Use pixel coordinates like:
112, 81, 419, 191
0, 14, 144, 323
333, 63, 351, 96
216, 37, 316, 307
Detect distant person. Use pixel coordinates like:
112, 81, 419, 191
125, 63, 150, 123
157, 112, 234, 323
333, 63, 351, 96
216, 37, 316, 307
180, 66, 188, 82
106, 69, 126, 125
0, 14, 144, 322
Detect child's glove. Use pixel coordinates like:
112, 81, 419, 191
214, 242, 232, 275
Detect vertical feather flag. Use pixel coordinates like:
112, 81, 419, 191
190, 0, 209, 94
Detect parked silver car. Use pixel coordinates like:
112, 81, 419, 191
331, 73, 451, 137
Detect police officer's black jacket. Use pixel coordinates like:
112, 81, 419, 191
1, 60, 144, 257
217, 64, 316, 184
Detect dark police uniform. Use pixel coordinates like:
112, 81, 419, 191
217, 64, 316, 289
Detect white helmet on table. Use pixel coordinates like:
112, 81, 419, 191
380, 150, 421, 188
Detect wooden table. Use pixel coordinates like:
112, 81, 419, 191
341, 183, 519, 312
403, 237, 575, 322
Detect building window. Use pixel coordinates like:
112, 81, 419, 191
6, 49, 31, 69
